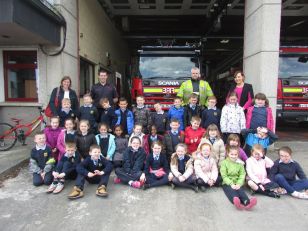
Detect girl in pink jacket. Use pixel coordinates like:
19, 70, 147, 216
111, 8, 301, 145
194, 143, 219, 192
246, 144, 280, 198
44, 116, 62, 160
56, 118, 76, 161
246, 93, 274, 132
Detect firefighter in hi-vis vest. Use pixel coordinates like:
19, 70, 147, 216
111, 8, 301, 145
177, 67, 214, 106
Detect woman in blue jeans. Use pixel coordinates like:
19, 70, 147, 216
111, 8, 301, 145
270, 146, 308, 199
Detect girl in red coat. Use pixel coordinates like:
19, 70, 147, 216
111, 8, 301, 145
184, 116, 205, 155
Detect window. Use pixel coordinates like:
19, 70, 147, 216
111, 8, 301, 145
80, 58, 95, 96
3, 51, 38, 102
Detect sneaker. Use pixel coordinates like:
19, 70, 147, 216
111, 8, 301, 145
113, 177, 121, 184
47, 182, 57, 193
170, 183, 175, 190
68, 186, 84, 199
276, 187, 287, 195
291, 191, 308, 199
96, 185, 108, 197
53, 182, 64, 194
192, 185, 199, 193
131, 181, 142, 189
233, 197, 244, 210
245, 197, 257, 210
267, 191, 280, 199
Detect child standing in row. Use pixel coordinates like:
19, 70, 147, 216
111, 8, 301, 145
58, 98, 77, 128
184, 116, 205, 154
226, 134, 248, 162
140, 141, 169, 190
198, 124, 225, 167
76, 120, 97, 159
44, 116, 62, 160
56, 118, 76, 161
246, 93, 274, 131
194, 143, 219, 191
246, 144, 280, 198
270, 146, 308, 199
220, 146, 257, 210
78, 94, 98, 133
99, 98, 117, 133
128, 123, 145, 146
47, 142, 81, 194
68, 144, 113, 199
169, 143, 197, 192
95, 123, 116, 161
115, 97, 134, 136
183, 93, 203, 128
168, 97, 184, 131
201, 96, 221, 130
30, 132, 55, 186
164, 118, 185, 163
151, 103, 168, 135
143, 125, 164, 156
220, 92, 246, 142
113, 125, 128, 168
133, 95, 152, 134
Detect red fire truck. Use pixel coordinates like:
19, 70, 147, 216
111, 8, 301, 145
130, 46, 202, 110
277, 46, 308, 121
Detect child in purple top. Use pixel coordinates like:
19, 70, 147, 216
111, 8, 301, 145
226, 134, 248, 162
44, 116, 62, 160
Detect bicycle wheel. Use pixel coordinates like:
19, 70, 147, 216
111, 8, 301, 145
0, 123, 17, 151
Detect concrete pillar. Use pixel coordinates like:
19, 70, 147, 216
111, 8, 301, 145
243, 0, 282, 122
38, 0, 79, 107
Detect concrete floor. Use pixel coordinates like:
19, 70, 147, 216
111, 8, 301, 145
0, 141, 308, 231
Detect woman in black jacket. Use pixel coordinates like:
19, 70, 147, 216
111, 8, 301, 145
227, 71, 254, 112
49, 76, 79, 116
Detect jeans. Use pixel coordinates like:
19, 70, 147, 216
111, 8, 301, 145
115, 168, 143, 183
274, 174, 308, 194
33, 171, 53, 186
145, 173, 169, 188
172, 175, 196, 190
222, 185, 250, 205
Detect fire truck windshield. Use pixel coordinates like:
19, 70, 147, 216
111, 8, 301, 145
279, 56, 308, 78
139, 56, 197, 79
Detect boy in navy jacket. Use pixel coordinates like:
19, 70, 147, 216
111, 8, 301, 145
78, 94, 98, 133
68, 144, 113, 199
47, 142, 81, 194
99, 97, 117, 132
58, 98, 78, 128
201, 96, 221, 129
29, 132, 55, 186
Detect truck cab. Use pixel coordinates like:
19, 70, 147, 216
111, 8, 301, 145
130, 46, 201, 110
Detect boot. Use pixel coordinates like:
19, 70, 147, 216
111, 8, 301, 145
68, 186, 84, 199
96, 185, 108, 197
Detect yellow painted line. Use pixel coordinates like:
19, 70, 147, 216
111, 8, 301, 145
283, 88, 303, 93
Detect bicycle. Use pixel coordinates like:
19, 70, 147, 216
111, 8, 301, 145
0, 106, 47, 151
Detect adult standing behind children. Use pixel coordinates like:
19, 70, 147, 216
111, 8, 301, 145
91, 70, 118, 111
49, 76, 79, 116
177, 67, 214, 107
226, 71, 254, 112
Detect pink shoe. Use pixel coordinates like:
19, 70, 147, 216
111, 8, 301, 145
233, 197, 244, 210
245, 197, 257, 210
114, 177, 121, 184
131, 181, 142, 189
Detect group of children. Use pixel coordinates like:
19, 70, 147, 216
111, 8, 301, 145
29, 91, 308, 210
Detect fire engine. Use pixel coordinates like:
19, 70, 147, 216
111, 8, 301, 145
130, 46, 202, 110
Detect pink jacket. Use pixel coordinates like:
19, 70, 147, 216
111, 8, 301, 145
194, 155, 218, 183
44, 126, 62, 160
56, 129, 67, 161
246, 106, 274, 131
246, 156, 274, 185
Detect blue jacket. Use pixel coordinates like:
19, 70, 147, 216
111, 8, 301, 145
115, 109, 134, 135
56, 152, 81, 174
168, 106, 184, 131
77, 155, 113, 176
95, 134, 116, 160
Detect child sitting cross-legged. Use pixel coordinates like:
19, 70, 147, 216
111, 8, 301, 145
68, 144, 113, 199
220, 146, 257, 210
168, 143, 198, 192
140, 141, 169, 190
47, 142, 81, 194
